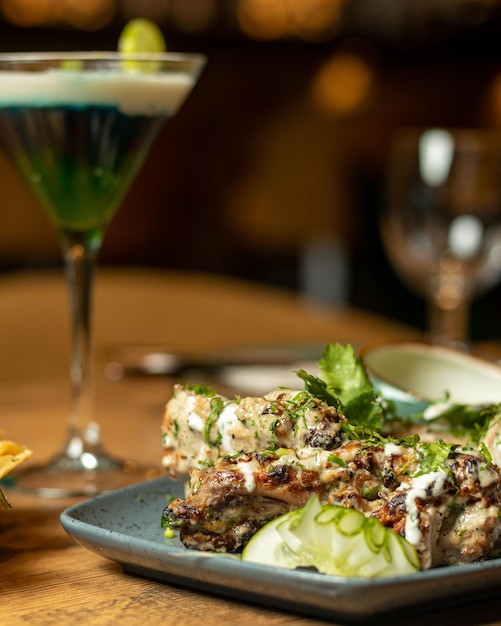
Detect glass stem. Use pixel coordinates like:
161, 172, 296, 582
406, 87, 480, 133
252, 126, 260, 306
428, 299, 470, 348
60, 230, 103, 460
428, 269, 471, 349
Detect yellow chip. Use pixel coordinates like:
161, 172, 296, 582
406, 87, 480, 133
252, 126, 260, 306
0, 440, 32, 479
0, 439, 32, 508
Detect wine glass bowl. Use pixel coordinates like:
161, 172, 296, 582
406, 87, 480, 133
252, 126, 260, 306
382, 127, 501, 348
0, 52, 205, 496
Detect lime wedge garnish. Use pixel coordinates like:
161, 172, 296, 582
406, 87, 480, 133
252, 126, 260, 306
118, 18, 166, 72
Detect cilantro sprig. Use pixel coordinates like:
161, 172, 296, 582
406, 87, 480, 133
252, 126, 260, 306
298, 343, 499, 452
297, 343, 385, 436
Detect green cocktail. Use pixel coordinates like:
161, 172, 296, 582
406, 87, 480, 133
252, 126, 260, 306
1, 103, 162, 235
0, 52, 205, 496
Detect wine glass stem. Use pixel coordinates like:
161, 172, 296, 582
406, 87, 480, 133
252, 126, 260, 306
428, 268, 472, 348
428, 298, 470, 348
61, 231, 102, 459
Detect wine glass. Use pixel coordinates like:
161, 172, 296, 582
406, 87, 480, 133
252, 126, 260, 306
0, 52, 205, 497
381, 127, 501, 349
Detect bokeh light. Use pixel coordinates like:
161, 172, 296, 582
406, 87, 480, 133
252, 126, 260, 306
488, 71, 501, 128
61, 0, 115, 30
310, 49, 374, 117
0, 0, 115, 30
237, 0, 346, 42
1, 0, 54, 27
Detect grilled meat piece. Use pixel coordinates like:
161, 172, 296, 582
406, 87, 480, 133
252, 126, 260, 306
161, 384, 345, 479
161, 386, 501, 569
165, 458, 302, 552
164, 441, 501, 569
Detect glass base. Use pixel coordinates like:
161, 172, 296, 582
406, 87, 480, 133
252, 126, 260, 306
9, 452, 162, 498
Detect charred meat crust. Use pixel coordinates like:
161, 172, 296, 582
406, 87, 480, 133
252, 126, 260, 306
163, 454, 322, 552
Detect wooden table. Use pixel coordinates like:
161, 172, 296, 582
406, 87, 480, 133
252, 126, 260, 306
0, 268, 500, 626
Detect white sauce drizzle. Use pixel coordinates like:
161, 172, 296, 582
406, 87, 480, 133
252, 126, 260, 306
184, 396, 204, 434
218, 403, 240, 454
384, 442, 405, 457
187, 415, 204, 434
479, 467, 498, 488
237, 462, 256, 493
404, 470, 449, 555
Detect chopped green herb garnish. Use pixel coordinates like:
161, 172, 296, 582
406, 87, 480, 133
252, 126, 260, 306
414, 440, 458, 477
328, 454, 347, 467
204, 396, 225, 447
275, 447, 292, 457
185, 382, 217, 397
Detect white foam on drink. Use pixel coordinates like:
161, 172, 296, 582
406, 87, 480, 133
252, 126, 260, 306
0, 70, 196, 116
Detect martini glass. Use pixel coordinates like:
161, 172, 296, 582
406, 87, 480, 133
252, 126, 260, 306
0, 52, 205, 496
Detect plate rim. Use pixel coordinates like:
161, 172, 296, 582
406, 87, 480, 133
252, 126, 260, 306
60, 476, 501, 623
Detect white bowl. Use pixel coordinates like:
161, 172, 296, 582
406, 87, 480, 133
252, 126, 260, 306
361, 342, 501, 415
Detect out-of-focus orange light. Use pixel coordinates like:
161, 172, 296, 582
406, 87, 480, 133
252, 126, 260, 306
63, 0, 115, 30
237, 0, 344, 41
237, 0, 289, 40
1, 0, 52, 27
287, 0, 344, 41
488, 71, 501, 127
0, 0, 115, 30
310, 52, 374, 117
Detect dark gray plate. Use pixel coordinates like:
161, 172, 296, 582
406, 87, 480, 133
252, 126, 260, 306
60, 477, 501, 624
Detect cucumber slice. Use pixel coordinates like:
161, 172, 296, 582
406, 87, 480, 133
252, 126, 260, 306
242, 495, 420, 578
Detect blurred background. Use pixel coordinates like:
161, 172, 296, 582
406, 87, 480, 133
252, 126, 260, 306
0, 0, 501, 341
